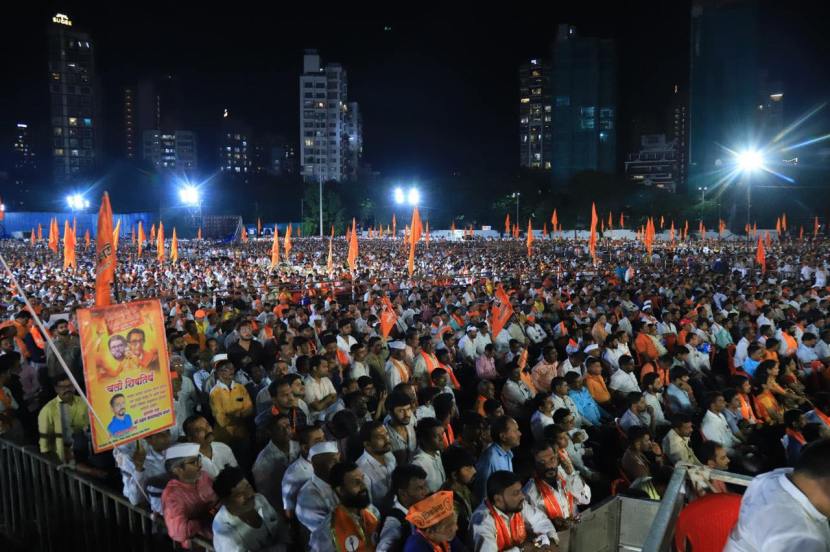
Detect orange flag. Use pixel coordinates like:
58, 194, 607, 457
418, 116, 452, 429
48, 218, 58, 253
608, 211, 613, 230
526, 218, 534, 257
505, 213, 511, 235
197, 227, 202, 241
619, 212, 625, 229
670, 220, 675, 243
37, 224, 42, 241
756, 235, 766, 273
112, 219, 121, 252
257, 217, 262, 237
589, 202, 598, 262
683, 220, 689, 240
326, 226, 334, 276
346, 225, 351, 243
765, 231, 772, 250
297, 226, 302, 237
171, 228, 179, 263
408, 208, 422, 275
63, 220, 75, 269
95, 192, 115, 306
84, 229, 91, 250
660, 215, 665, 229
775, 217, 781, 237
157, 221, 165, 262
551, 209, 558, 230
814, 216, 820, 237
137, 221, 145, 256
392, 214, 397, 238
348, 218, 359, 272
284, 224, 292, 256
745, 223, 750, 235
270, 226, 280, 268
425, 221, 430, 247
800, 226, 804, 240
241, 225, 248, 243
543, 222, 548, 238
699, 220, 705, 237
752, 222, 757, 237
30, 228, 35, 247
379, 225, 384, 238
491, 284, 514, 338
380, 295, 398, 339
150, 223, 156, 243
450, 221, 456, 233
782, 213, 788, 232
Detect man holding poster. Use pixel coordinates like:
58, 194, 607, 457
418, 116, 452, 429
78, 299, 175, 452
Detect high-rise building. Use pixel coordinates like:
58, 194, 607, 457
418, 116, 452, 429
48, 13, 100, 185
142, 130, 197, 171
670, 84, 689, 191
689, 0, 760, 191
625, 134, 680, 192
12, 122, 37, 192
123, 87, 137, 159
344, 101, 363, 180
299, 50, 362, 182
550, 25, 617, 184
519, 59, 552, 170
219, 116, 251, 182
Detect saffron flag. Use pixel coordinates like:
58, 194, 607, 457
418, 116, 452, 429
131, 225, 135, 245
85, 229, 91, 250
150, 223, 156, 243
660, 215, 665, 229
348, 218, 359, 272
490, 284, 514, 338
683, 220, 689, 240
425, 221, 430, 247
48, 218, 58, 253
782, 213, 787, 232
408, 208, 422, 276
543, 223, 548, 238
392, 214, 397, 238
95, 192, 115, 307
137, 222, 145, 257
37, 224, 42, 242
800, 226, 804, 240
776, 217, 781, 237
171, 228, 179, 263
241, 225, 248, 243
551, 209, 558, 230
620, 212, 625, 229
284, 224, 292, 256
257, 218, 262, 237
756, 235, 766, 273
63, 220, 76, 269
297, 226, 302, 237
526, 218, 534, 257
157, 221, 165, 262
30, 228, 35, 247
505, 213, 511, 235
814, 216, 820, 237
112, 219, 121, 252
380, 296, 398, 339
765, 231, 772, 250
270, 226, 280, 269
670, 220, 675, 243
589, 202, 598, 262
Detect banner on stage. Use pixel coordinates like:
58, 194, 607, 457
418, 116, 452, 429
77, 299, 174, 452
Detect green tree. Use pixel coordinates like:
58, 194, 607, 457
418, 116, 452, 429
302, 183, 347, 236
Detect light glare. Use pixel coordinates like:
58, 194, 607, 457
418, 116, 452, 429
736, 150, 764, 172
407, 188, 420, 206
394, 187, 405, 205
179, 185, 200, 205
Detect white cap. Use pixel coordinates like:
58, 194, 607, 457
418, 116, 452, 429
309, 441, 339, 459
584, 344, 599, 353
212, 353, 229, 365
164, 442, 200, 462
466, 325, 478, 332
388, 341, 406, 350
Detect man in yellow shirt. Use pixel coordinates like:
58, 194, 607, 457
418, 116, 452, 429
209, 356, 254, 465
38, 374, 88, 463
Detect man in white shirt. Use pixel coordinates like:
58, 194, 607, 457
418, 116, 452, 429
526, 316, 547, 344
700, 392, 740, 456
609, 355, 641, 396
457, 326, 479, 366
182, 415, 238, 479
734, 327, 756, 369
295, 441, 341, 532
252, 413, 300, 510
685, 333, 711, 375
356, 421, 397, 507
281, 424, 325, 516
411, 418, 447, 493
725, 440, 830, 552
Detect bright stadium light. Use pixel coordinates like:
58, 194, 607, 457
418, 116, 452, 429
736, 150, 764, 172
394, 187, 405, 205
66, 193, 89, 211
179, 185, 200, 206
407, 187, 420, 206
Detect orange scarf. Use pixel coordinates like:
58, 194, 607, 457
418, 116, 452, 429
331, 505, 378, 552
535, 477, 573, 521
390, 358, 409, 383
485, 500, 526, 551
786, 428, 806, 446
737, 394, 757, 423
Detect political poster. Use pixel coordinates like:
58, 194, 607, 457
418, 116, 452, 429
77, 298, 174, 452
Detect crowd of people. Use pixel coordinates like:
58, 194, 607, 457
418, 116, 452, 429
1, 231, 830, 551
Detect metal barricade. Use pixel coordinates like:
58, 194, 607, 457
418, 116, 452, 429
0, 438, 213, 551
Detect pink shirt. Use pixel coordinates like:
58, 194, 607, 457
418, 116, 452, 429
161, 471, 218, 548
476, 354, 498, 380
532, 360, 559, 393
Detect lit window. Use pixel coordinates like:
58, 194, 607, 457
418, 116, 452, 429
304, 139, 314, 147
83, 118, 92, 126
68, 117, 78, 126
54, 148, 64, 156
520, 98, 530, 104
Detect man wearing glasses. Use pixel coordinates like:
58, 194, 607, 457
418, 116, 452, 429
161, 442, 219, 549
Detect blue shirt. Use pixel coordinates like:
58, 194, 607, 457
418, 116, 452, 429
475, 443, 514, 498
569, 388, 602, 426
108, 414, 133, 436
743, 358, 761, 378
666, 384, 694, 414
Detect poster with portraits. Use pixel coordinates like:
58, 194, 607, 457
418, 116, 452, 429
77, 299, 174, 452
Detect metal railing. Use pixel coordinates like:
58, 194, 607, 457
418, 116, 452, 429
641, 464, 753, 552
0, 437, 213, 551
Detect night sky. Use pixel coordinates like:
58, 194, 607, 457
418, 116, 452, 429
4, 2, 830, 181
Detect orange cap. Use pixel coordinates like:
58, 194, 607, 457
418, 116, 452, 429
405, 490, 454, 529
195, 309, 206, 318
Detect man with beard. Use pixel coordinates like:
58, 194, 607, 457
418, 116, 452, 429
356, 420, 397, 508
212, 465, 290, 552
161, 442, 218, 549
98, 334, 129, 379
228, 320, 265, 374
386, 390, 417, 464
126, 328, 160, 372
309, 461, 380, 552
107, 393, 134, 435
44, 318, 80, 397
183, 415, 238, 479
471, 470, 559, 551
296, 441, 341, 532
523, 442, 581, 532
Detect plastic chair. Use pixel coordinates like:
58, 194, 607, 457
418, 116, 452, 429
674, 493, 742, 552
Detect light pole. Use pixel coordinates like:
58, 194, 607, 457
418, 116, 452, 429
511, 192, 521, 224
697, 186, 707, 223
318, 166, 324, 237
736, 150, 764, 232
